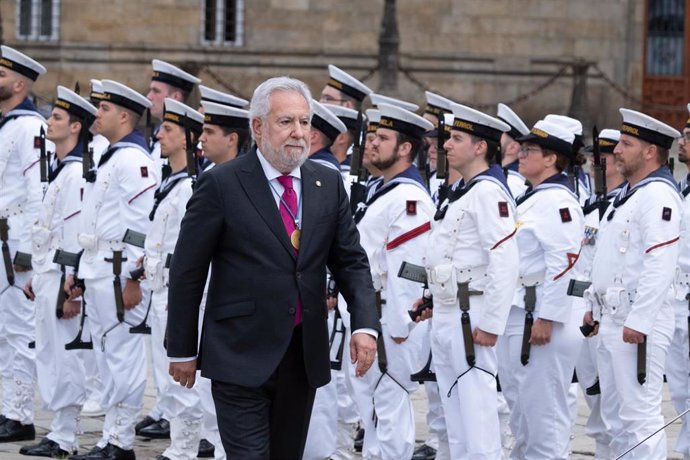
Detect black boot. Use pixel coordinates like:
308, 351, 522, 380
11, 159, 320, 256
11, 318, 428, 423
353, 426, 364, 452
412, 443, 437, 460
134, 415, 157, 434
69, 443, 135, 460
197, 438, 215, 458
20, 438, 72, 458
0, 419, 35, 442
136, 418, 169, 439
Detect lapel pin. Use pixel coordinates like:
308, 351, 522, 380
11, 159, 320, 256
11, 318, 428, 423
315, 180, 322, 187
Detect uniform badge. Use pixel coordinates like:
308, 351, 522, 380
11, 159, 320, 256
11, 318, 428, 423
662, 207, 672, 221
559, 207, 572, 223
33, 136, 41, 149
406, 200, 417, 215
498, 201, 509, 218
140, 166, 149, 178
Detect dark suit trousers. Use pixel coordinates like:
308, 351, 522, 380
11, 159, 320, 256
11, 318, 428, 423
211, 325, 317, 460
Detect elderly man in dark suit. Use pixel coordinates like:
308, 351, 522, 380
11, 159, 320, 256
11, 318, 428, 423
166, 76, 379, 460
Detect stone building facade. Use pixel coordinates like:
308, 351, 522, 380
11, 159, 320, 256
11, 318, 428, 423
0, 0, 686, 131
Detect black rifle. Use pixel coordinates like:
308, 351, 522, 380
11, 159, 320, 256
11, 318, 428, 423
566, 279, 599, 337
80, 118, 96, 183
591, 126, 609, 220
397, 261, 436, 382
145, 109, 154, 151
418, 141, 429, 189
183, 113, 198, 187
637, 337, 646, 385
74, 81, 81, 95
122, 229, 151, 334
436, 116, 449, 205
13, 251, 32, 270
520, 286, 537, 366
326, 276, 346, 370
0, 218, 14, 286
349, 111, 368, 215
39, 126, 49, 184
54, 249, 93, 350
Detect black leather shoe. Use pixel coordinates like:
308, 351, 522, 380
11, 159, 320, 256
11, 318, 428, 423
69, 443, 134, 460
197, 438, 215, 458
136, 418, 169, 439
353, 427, 364, 452
155, 456, 169, 460
0, 419, 35, 442
20, 438, 72, 458
134, 415, 157, 434
412, 443, 437, 460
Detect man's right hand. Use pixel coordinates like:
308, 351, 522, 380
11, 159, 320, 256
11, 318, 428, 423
410, 297, 433, 322
582, 311, 599, 337
169, 360, 197, 389
23, 278, 35, 301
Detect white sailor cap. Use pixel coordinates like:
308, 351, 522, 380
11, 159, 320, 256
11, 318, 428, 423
311, 100, 347, 142
323, 104, 358, 132
365, 109, 380, 133
597, 129, 621, 154
449, 103, 510, 143
163, 98, 204, 134
544, 114, 583, 139
199, 85, 249, 109
619, 108, 680, 150
423, 112, 455, 139
54, 86, 97, 124
101, 80, 152, 115
89, 79, 106, 102
424, 91, 454, 118
151, 59, 201, 93
201, 101, 249, 130
497, 103, 529, 139
0, 45, 46, 81
517, 119, 575, 157
377, 102, 434, 139
326, 65, 373, 103
369, 93, 419, 112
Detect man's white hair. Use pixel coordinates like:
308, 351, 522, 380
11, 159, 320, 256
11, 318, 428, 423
248, 76, 313, 141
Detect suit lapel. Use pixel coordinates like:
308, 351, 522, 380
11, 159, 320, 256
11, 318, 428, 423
298, 161, 321, 262
236, 150, 296, 259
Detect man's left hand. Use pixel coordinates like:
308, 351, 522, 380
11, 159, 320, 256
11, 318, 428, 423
529, 318, 553, 346
623, 326, 645, 344
350, 332, 377, 378
169, 360, 197, 388
473, 328, 498, 347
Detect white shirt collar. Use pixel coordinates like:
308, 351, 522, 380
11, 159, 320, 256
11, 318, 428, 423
256, 148, 302, 182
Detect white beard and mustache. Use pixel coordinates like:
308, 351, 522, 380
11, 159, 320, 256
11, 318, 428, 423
260, 136, 310, 173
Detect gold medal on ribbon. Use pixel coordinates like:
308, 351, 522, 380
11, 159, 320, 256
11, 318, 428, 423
290, 228, 301, 250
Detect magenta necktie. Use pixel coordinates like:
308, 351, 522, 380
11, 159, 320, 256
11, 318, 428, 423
276, 175, 301, 325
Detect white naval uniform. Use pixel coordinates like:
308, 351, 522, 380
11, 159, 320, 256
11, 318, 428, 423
349, 170, 433, 460
496, 176, 585, 460
31, 156, 86, 452
590, 173, 681, 459
424, 170, 519, 459
145, 171, 201, 459
0, 102, 47, 424
505, 169, 527, 198
667, 177, 690, 458
76, 134, 156, 450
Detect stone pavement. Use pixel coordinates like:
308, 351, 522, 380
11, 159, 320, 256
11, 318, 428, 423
0, 376, 686, 459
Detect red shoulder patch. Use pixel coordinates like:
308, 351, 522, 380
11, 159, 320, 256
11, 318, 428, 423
140, 166, 149, 178
498, 201, 509, 218
559, 207, 572, 223
662, 207, 672, 221
406, 200, 417, 215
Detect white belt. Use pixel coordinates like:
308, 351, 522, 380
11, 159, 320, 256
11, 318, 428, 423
455, 265, 488, 284
0, 202, 24, 219
78, 233, 125, 253
593, 290, 634, 316
675, 270, 690, 288
519, 271, 545, 287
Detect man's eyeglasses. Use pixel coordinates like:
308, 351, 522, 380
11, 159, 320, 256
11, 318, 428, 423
678, 132, 690, 142
319, 95, 346, 104
518, 146, 543, 156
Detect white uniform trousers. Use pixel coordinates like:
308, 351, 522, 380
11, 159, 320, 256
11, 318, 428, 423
150, 290, 204, 460
304, 369, 338, 459
146, 282, 174, 423
431, 297, 502, 460
84, 275, 147, 450
348, 324, 424, 460
597, 308, 674, 460
334, 328, 360, 460
499, 304, 583, 460
0, 251, 35, 424
665, 299, 690, 456
34, 271, 86, 451
419, 318, 448, 456
575, 333, 611, 458
82, 346, 104, 405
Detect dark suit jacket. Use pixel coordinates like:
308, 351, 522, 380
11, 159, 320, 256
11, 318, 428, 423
167, 150, 379, 388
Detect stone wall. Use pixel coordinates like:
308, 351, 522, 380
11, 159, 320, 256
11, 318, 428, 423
0, 0, 645, 130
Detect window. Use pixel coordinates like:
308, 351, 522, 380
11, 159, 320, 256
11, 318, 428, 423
16, 0, 59, 41
202, 0, 244, 47
646, 0, 684, 75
